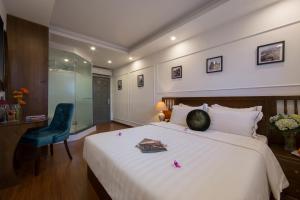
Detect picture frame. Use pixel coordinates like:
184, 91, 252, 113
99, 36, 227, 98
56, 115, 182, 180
117, 80, 122, 90
137, 74, 144, 87
206, 56, 223, 73
257, 41, 285, 65
171, 66, 182, 79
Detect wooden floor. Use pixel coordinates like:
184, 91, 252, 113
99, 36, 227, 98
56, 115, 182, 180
0, 122, 129, 200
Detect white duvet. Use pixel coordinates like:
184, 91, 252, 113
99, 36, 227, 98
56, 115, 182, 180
83, 122, 289, 200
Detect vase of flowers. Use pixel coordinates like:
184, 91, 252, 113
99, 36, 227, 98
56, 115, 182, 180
269, 114, 300, 151
12, 87, 29, 121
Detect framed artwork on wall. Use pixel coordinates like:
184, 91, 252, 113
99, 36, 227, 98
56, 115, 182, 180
206, 56, 223, 73
171, 66, 182, 79
137, 74, 144, 87
117, 80, 122, 90
257, 41, 285, 65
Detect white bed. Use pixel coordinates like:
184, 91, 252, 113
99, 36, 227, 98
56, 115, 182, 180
83, 122, 289, 200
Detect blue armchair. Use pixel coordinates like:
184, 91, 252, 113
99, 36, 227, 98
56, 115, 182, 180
21, 103, 74, 175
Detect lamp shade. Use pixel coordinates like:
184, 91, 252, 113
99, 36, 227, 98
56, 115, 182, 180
155, 101, 167, 112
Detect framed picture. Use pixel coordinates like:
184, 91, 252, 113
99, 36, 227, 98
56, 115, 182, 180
206, 56, 223, 73
117, 80, 122, 90
257, 41, 285, 65
171, 66, 182, 79
137, 74, 144, 87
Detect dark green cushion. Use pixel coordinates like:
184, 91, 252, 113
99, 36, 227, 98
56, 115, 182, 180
186, 109, 210, 131
21, 130, 65, 147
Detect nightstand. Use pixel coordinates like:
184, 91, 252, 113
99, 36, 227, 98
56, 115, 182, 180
270, 145, 300, 199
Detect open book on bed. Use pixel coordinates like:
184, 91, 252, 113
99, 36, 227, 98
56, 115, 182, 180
136, 138, 167, 153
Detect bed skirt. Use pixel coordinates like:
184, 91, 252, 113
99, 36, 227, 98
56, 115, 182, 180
87, 165, 112, 200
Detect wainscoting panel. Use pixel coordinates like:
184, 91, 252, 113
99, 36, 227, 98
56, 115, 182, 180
129, 66, 155, 125
112, 73, 129, 122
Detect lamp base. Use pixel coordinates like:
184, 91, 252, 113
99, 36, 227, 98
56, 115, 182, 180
158, 111, 165, 122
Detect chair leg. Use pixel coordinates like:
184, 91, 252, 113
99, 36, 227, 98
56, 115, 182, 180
50, 144, 54, 156
64, 140, 72, 160
35, 148, 40, 176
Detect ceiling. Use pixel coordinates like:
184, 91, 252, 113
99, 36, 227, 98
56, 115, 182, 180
3, 0, 55, 26
50, 34, 130, 69
50, 0, 214, 48
3, 0, 280, 68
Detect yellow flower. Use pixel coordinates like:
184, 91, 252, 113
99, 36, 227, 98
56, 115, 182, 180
13, 95, 23, 99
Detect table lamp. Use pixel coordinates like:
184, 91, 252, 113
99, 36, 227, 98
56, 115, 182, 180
155, 101, 167, 121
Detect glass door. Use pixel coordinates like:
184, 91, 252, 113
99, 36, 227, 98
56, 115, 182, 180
48, 48, 93, 133
74, 55, 93, 131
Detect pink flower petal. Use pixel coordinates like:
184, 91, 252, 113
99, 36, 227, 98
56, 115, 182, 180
173, 160, 181, 168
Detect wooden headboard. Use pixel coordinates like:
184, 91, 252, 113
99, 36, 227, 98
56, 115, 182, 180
162, 96, 300, 144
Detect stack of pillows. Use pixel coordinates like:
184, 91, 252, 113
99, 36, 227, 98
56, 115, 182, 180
170, 103, 263, 138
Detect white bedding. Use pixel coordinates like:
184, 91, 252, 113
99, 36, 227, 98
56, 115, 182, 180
83, 122, 288, 200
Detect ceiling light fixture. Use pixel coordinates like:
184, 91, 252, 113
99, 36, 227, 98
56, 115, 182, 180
90, 46, 96, 51
64, 58, 69, 62
83, 61, 87, 64
129, 57, 133, 60
108, 60, 112, 64
170, 36, 176, 41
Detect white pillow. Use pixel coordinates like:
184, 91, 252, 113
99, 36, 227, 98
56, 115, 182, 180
208, 107, 263, 137
179, 103, 208, 111
170, 105, 206, 127
211, 104, 262, 112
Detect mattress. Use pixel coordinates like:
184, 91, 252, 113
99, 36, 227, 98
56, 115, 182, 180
83, 122, 288, 200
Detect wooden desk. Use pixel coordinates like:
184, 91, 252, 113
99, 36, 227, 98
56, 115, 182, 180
0, 120, 47, 189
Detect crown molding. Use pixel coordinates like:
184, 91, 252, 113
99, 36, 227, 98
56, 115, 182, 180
49, 26, 129, 53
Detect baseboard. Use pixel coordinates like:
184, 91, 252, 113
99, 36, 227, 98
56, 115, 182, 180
67, 126, 96, 142
112, 119, 142, 127
111, 120, 133, 127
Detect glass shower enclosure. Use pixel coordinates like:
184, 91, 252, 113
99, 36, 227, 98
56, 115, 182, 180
49, 48, 93, 133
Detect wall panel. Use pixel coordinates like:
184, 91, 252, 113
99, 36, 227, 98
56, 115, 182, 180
113, 74, 129, 122
129, 67, 155, 124
6, 15, 48, 116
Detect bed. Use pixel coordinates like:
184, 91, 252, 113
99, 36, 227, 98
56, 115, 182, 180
83, 96, 300, 200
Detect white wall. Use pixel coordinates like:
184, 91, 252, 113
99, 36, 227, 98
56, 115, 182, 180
0, 0, 6, 29
112, 0, 300, 126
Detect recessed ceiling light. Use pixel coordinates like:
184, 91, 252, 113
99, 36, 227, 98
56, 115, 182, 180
108, 60, 112, 64
64, 58, 69, 62
129, 57, 133, 60
90, 46, 96, 51
83, 61, 87, 64
170, 36, 176, 41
